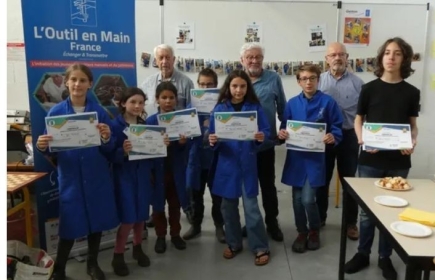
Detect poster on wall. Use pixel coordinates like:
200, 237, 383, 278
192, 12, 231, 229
244, 22, 263, 43
307, 24, 327, 52
20, 0, 137, 254
343, 9, 371, 47
7, 42, 26, 61
175, 22, 195, 50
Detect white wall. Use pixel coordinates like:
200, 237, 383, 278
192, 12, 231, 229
7, 0, 435, 179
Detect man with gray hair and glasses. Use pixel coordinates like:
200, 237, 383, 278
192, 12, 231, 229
316, 42, 363, 240
141, 44, 194, 115
239, 43, 287, 242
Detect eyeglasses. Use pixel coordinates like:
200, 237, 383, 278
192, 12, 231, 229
245, 55, 264, 61
198, 83, 215, 88
326, 52, 348, 58
298, 76, 318, 83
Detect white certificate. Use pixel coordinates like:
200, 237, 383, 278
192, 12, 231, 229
362, 123, 413, 151
190, 88, 219, 115
214, 111, 258, 141
128, 124, 167, 160
157, 108, 201, 141
286, 120, 326, 152
45, 112, 101, 152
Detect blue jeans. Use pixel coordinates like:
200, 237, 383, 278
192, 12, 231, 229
293, 179, 321, 233
221, 185, 269, 253
357, 165, 409, 258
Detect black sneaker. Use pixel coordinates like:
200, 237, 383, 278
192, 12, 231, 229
111, 253, 129, 276
307, 230, 320, 250
344, 252, 370, 274
267, 222, 284, 242
291, 233, 308, 253
378, 257, 397, 280
132, 244, 150, 267
154, 237, 166, 254
182, 225, 201, 240
171, 236, 187, 250
86, 262, 106, 280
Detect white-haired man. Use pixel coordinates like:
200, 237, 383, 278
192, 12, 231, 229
240, 43, 287, 241
141, 44, 194, 115
140, 44, 194, 229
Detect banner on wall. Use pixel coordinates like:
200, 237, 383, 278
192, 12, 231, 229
21, 0, 136, 254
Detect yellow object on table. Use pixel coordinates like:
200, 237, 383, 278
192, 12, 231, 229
399, 208, 435, 227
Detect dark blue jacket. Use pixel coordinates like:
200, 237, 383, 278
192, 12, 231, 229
110, 115, 162, 223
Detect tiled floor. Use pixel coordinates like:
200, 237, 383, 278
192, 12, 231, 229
60, 146, 434, 279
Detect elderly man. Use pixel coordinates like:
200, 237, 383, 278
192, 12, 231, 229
141, 44, 194, 115
140, 44, 194, 227
316, 42, 363, 240
240, 43, 286, 241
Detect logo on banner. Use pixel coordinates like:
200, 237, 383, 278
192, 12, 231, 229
70, 0, 97, 27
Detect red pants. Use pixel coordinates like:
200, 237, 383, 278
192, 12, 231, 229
114, 222, 144, 253
153, 172, 181, 237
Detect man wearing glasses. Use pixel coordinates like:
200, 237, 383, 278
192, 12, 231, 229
316, 42, 364, 240
239, 43, 287, 242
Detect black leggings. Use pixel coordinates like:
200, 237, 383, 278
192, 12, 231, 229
54, 232, 102, 272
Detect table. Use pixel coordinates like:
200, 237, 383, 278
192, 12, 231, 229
7, 172, 47, 247
7, 161, 34, 172
339, 178, 435, 280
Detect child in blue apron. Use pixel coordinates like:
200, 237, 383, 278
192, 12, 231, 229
278, 64, 343, 253
36, 63, 119, 280
208, 70, 271, 266
110, 87, 168, 276
184, 68, 225, 243
146, 81, 190, 253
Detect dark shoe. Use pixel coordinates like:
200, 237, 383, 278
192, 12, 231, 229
171, 236, 187, 250
307, 230, 320, 250
111, 253, 129, 277
291, 233, 308, 253
185, 210, 194, 225
154, 237, 166, 254
132, 244, 150, 267
145, 218, 154, 228
378, 257, 397, 280
50, 269, 66, 280
242, 226, 247, 237
215, 225, 226, 244
320, 221, 326, 227
344, 252, 370, 274
87, 262, 106, 280
182, 225, 201, 240
347, 224, 359, 241
267, 223, 284, 242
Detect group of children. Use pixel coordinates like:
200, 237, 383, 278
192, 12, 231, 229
36, 36, 419, 280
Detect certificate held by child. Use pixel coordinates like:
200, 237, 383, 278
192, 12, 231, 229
157, 108, 201, 141
214, 111, 258, 141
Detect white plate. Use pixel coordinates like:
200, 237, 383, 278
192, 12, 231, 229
390, 221, 433, 238
374, 195, 408, 207
374, 180, 413, 191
